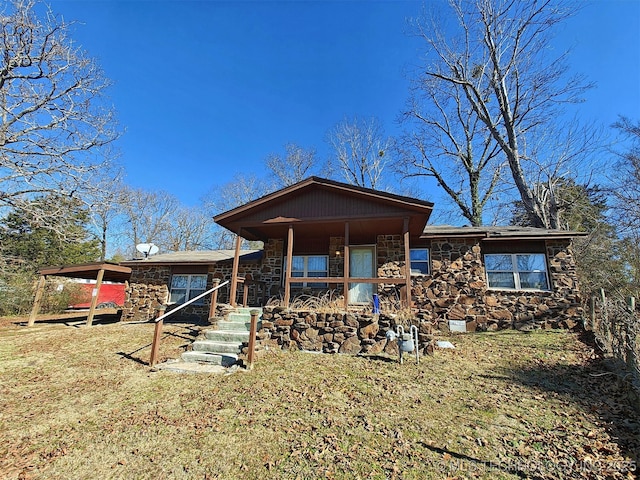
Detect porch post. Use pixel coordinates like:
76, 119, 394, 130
208, 278, 221, 321
86, 267, 106, 327
283, 225, 294, 308
229, 233, 242, 307
27, 275, 47, 327
343, 222, 350, 310
403, 217, 412, 309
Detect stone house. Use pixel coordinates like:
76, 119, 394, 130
120, 250, 262, 322
122, 177, 585, 351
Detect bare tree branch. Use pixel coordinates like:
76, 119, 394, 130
408, 0, 595, 228
115, 186, 180, 257
0, 0, 119, 216
202, 173, 270, 249
265, 143, 317, 188
327, 116, 393, 190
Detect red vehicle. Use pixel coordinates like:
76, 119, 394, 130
70, 281, 126, 309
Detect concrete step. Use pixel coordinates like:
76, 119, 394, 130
215, 320, 251, 332
227, 311, 252, 323
191, 339, 242, 354
204, 330, 249, 342
176, 307, 261, 370
234, 307, 262, 315
154, 360, 228, 374
181, 351, 238, 367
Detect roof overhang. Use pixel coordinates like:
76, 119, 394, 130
421, 225, 588, 240
38, 262, 132, 283
214, 177, 434, 241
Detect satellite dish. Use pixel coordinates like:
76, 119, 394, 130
136, 243, 159, 259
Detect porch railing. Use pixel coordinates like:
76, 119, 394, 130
149, 279, 229, 367
284, 277, 411, 309
232, 275, 267, 307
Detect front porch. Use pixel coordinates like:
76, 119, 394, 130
216, 177, 434, 311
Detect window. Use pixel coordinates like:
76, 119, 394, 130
484, 253, 549, 290
284, 255, 328, 288
410, 248, 430, 275
169, 274, 208, 305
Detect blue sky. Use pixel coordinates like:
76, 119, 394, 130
49, 0, 640, 208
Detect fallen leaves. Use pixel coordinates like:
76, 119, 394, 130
0, 323, 639, 479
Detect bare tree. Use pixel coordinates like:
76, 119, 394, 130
607, 117, 640, 238
607, 117, 640, 292
0, 0, 119, 216
202, 173, 270, 249
116, 187, 180, 257
85, 171, 126, 261
89, 190, 119, 261
265, 143, 317, 188
411, 0, 594, 228
327, 116, 393, 190
398, 70, 504, 226
165, 206, 215, 252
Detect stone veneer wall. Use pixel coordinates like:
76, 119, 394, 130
123, 265, 170, 321
412, 237, 583, 332
210, 261, 264, 306
377, 234, 406, 298
124, 236, 583, 331
249, 236, 583, 356
329, 236, 344, 289
249, 307, 423, 358
125, 260, 266, 322
261, 239, 284, 296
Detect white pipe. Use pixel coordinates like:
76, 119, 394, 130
411, 324, 419, 364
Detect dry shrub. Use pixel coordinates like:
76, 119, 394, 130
266, 289, 345, 313
265, 289, 419, 323
39, 279, 91, 313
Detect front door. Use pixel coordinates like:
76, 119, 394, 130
349, 246, 375, 303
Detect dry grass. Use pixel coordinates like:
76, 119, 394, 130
1, 316, 638, 480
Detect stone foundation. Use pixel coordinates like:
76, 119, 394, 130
244, 293, 582, 362
241, 306, 432, 365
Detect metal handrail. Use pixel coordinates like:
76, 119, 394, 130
149, 280, 229, 366
154, 280, 229, 323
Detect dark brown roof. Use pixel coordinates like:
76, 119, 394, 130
214, 177, 434, 241
421, 225, 588, 240
120, 250, 262, 266
38, 262, 132, 282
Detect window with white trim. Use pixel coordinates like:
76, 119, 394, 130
284, 255, 328, 288
169, 274, 208, 305
410, 248, 430, 275
484, 253, 549, 290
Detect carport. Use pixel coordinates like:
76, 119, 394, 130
28, 262, 132, 327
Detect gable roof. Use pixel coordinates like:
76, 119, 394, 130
421, 225, 588, 240
214, 176, 434, 241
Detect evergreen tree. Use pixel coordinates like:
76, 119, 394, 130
0, 195, 100, 270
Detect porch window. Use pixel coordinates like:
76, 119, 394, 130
410, 248, 430, 275
484, 253, 549, 291
169, 274, 208, 305
284, 255, 328, 288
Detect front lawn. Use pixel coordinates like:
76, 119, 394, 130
0, 318, 637, 479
